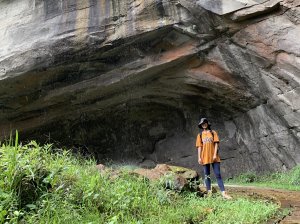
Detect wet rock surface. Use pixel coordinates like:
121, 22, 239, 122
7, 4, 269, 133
0, 0, 299, 177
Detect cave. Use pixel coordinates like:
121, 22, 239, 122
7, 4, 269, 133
0, 0, 299, 177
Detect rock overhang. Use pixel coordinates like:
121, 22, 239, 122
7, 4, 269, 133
0, 0, 299, 176
0, 25, 255, 134
196, 0, 269, 15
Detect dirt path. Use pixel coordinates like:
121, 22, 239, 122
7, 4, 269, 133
226, 185, 300, 224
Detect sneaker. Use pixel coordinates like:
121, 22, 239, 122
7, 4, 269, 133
221, 191, 232, 200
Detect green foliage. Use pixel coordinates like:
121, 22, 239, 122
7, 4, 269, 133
0, 134, 279, 223
231, 172, 258, 183
289, 166, 300, 186
227, 166, 300, 191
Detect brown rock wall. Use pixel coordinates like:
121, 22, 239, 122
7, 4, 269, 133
0, 0, 299, 177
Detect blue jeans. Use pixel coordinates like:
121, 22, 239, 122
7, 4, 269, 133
203, 162, 225, 192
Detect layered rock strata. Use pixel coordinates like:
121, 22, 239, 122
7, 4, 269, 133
0, 0, 299, 177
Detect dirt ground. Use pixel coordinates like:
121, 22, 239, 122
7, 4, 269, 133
226, 185, 300, 224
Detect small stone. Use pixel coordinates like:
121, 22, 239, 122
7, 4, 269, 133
96, 164, 106, 172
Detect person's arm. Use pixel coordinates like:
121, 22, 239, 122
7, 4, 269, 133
213, 142, 218, 160
196, 134, 203, 164
212, 130, 219, 161
198, 147, 202, 164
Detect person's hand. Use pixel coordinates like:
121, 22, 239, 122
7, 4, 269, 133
213, 155, 217, 161
198, 158, 202, 165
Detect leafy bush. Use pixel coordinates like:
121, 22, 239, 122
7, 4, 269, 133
228, 166, 300, 191
289, 166, 300, 186
232, 172, 258, 183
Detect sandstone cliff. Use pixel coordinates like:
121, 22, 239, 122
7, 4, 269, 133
0, 0, 299, 176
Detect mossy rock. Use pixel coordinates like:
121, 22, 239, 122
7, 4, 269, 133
168, 165, 199, 180
168, 165, 190, 173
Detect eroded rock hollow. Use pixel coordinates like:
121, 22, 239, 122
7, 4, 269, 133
0, 0, 299, 176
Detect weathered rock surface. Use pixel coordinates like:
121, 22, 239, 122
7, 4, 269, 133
196, 0, 268, 15
133, 164, 198, 191
98, 163, 199, 192
133, 163, 198, 181
0, 0, 299, 177
230, 0, 281, 21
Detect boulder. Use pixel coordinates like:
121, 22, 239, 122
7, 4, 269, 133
168, 165, 199, 180
165, 174, 189, 192
133, 164, 199, 192
132, 168, 164, 181
133, 164, 198, 181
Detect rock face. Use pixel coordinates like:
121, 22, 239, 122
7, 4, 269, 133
0, 0, 299, 177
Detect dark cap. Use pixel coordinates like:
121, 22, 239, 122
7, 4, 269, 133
198, 118, 210, 128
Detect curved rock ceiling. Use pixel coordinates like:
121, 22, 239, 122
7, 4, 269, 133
0, 0, 299, 176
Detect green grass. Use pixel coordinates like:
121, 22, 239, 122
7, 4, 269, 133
0, 133, 279, 223
226, 166, 300, 191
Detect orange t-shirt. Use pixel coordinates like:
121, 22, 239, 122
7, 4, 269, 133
195, 130, 221, 165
